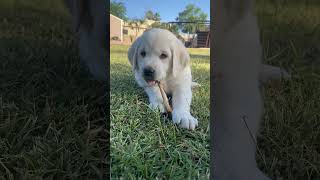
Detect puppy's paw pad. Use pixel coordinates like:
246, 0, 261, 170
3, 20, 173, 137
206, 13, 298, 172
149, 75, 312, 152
172, 110, 198, 130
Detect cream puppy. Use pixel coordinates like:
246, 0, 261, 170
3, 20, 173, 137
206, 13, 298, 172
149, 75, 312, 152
212, 0, 273, 179
128, 28, 198, 130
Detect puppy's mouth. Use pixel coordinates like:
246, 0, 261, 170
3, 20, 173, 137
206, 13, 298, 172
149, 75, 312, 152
146, 80, 158, 86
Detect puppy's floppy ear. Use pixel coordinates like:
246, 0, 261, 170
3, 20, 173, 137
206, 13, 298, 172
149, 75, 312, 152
128, 37, 142, 71
64, 0, 93, 33
171, 39, 190, 77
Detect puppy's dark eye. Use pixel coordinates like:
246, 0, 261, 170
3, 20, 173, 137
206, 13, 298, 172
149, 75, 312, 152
140, 51, 146, 57
160, 53, 167, 59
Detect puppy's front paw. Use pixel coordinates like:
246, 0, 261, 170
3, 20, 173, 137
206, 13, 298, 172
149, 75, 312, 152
148, 101, 165, 113
172, 110, 198, 130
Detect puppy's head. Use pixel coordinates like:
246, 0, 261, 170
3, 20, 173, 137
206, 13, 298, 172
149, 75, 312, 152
128, 28, 189, 86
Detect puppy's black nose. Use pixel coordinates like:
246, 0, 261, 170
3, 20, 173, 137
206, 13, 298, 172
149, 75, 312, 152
143, 67, 155, 79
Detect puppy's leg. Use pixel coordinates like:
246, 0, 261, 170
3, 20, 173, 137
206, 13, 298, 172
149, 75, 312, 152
144, 86, 166, 113
64, 0, 108, 81
212, 0, 271, 179
171, 85, 198, 130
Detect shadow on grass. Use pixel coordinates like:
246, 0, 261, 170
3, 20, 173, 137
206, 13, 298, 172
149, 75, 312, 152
256, 2, 320, 68
0, 36, 108, 179
255, 2, 320, 179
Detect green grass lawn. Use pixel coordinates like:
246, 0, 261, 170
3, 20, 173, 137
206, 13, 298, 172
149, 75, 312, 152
110, 45, 210, 179
0, 0, 107, 179
256, 0, 320, 179
1, 0, 319, 179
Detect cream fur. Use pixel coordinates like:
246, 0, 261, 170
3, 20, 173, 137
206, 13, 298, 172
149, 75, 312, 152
128, 28, 198, 130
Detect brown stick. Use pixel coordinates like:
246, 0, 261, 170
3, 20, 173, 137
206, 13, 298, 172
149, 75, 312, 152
157, 81, 172, 113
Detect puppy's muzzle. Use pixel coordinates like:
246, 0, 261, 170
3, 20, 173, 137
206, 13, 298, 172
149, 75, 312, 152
143, 67, 155, 81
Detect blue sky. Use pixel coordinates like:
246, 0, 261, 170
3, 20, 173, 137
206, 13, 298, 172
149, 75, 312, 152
116, 0, 210, 22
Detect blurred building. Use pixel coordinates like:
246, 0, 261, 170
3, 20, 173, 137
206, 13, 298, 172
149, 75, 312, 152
110, 14, 210, 47
110, 14, 123, 42
122, 19, 155, 44
110, 14, 156, 45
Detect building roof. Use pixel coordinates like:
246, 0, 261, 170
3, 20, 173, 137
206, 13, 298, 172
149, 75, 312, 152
110, 14, 123, 22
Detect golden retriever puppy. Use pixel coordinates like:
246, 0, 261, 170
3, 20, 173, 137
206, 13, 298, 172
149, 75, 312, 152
128, 28, 198, 130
